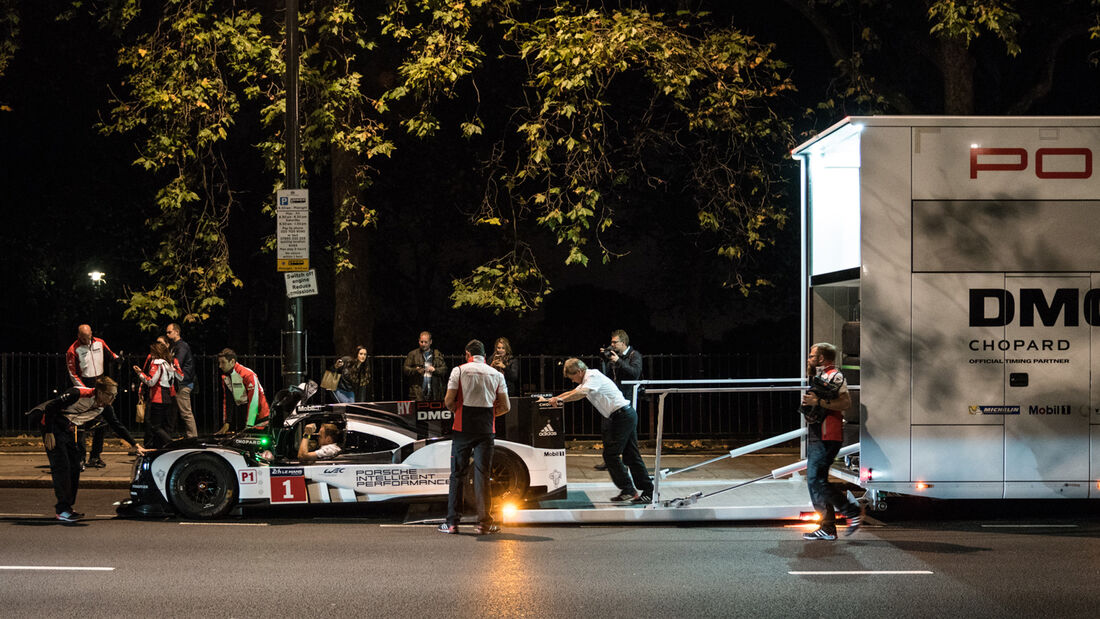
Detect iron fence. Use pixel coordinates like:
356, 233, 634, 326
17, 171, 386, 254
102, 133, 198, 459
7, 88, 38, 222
0, 352, 802, 441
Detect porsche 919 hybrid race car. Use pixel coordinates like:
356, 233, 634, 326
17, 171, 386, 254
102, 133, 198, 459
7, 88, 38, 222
119, 397, 567, 519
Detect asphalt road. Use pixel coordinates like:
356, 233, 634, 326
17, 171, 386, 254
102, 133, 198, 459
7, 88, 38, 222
1, 488, 1098, 618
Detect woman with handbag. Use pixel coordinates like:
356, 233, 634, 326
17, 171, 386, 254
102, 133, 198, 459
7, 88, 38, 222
132, 340, 184, 448
347, 346, 374, 402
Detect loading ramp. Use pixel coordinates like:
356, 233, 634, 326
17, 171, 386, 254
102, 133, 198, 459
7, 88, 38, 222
505, 381, 861, 525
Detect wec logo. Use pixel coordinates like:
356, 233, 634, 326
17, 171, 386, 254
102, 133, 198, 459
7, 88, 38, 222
970, 147, 1092, 179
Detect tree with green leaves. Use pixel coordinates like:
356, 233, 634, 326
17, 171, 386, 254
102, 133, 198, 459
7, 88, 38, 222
0, 0, 18, 111
93, 0, 797, 354
776, 0, 1099, 115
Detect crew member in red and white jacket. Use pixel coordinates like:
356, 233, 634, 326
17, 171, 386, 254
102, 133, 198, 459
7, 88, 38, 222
133, 340, 185, 448
216, 348, 269, 432
800, 342, 864, 541
64, 324, 121, 470
439, 339, 510, 535
66, 324, 121, 388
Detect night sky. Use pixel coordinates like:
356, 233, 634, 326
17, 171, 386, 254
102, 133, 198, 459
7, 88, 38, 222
2, 2, 1097, 359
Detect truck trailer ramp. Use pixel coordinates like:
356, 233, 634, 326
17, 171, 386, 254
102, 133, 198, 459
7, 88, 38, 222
505, 478, 813, 524
504, 443, 860, 524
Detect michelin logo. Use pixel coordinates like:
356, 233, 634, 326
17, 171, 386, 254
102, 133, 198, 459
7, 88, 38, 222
538, 422, 558, 437
968, 405, 1020, 415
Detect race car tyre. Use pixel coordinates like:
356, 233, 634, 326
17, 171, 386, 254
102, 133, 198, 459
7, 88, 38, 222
468, 448, 529, 507
168, 453, 238, 519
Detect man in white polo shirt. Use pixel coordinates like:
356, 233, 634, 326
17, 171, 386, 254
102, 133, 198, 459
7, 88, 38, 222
544, 358, 653, 504
439, 339, 510, 535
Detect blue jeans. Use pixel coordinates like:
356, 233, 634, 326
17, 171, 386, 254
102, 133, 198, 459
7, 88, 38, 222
446, 431, 495, 527
601, 406, 653, 494
806, 436, 858, 533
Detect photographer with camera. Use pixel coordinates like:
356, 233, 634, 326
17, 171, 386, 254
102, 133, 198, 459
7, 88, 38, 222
595, 330, 642, 471
800, 342, 863, 541
599, 330, 642, 398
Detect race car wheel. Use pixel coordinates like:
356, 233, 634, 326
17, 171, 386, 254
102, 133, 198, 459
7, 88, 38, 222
168, 453, 238, 519
486, 448, 530, 502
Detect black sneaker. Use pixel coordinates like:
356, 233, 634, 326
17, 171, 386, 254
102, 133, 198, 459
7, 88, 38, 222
437, 523, 458, 534
86, 458, 106, 469
802, 528, 837, 541
69, 511, 85, 519
56, 511, 80, 523
610, 490, 639, 502
844, 506, 866, 537
474, 524, 501, 535
631, 493, 653, 505
594, 462, 608, 471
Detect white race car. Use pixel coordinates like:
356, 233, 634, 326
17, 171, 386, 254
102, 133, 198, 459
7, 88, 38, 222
119, 398, 567, 519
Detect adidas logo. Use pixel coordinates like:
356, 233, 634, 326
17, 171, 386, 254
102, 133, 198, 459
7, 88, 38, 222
538, 423, 558, 437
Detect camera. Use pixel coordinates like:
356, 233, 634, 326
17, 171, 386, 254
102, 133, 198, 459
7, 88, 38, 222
598, 347, 614, 361
798, 374, 841, 424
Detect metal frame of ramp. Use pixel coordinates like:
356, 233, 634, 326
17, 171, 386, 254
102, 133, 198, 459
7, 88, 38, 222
506, 380, 861, 524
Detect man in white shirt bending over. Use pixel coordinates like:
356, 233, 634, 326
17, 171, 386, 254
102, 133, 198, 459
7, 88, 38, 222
543, 358, 653, 504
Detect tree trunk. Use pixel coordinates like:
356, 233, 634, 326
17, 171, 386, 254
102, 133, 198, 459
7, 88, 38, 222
331, 145, 374, 356
935, 37, 976, 115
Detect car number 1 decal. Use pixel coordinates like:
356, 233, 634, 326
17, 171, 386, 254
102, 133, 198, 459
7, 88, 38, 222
270, 467, 308, 503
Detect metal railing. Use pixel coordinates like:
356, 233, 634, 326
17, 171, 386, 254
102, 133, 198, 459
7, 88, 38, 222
643, 380, 861, 505
0, 351, 800, 440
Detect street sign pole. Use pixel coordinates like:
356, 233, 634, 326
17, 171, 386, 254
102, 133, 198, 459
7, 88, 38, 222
281, 0, 305, 389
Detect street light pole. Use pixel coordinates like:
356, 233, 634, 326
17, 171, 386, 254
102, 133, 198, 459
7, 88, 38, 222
281, 0, 306, 388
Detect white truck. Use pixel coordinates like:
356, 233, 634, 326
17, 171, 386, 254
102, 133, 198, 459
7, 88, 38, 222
793, 116, 1100, 502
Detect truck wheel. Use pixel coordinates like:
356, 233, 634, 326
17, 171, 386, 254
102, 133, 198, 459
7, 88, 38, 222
168, 453, 238, 519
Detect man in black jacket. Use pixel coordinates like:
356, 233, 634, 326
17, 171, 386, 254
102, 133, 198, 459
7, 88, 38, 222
166, 322, 197, 437
31, 377, 146, 522
596, 329, 643, 471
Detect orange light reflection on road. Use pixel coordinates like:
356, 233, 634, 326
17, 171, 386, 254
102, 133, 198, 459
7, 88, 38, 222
484, 539, 537, 616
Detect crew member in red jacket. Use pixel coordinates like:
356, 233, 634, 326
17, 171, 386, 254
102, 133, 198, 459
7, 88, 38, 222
217, 348, 269, 432
133, 340, 184, 448
64, 324, 121, 469
800, 342, 864, 541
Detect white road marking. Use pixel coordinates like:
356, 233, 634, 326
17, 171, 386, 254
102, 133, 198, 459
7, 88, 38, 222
981, 524, 1078, 528
789, 570, 933, 575
0, 566, 115, 571
179, 522, 269, 527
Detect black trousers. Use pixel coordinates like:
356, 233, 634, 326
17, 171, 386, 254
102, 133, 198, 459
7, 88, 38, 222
78, 374, 105, 460
445, 431, 495, 527
76, 425, 105, 461
227, 401, 248, 431
145, 401, 175, 448
44, 428, 81, 514
600, 405, 653, 494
